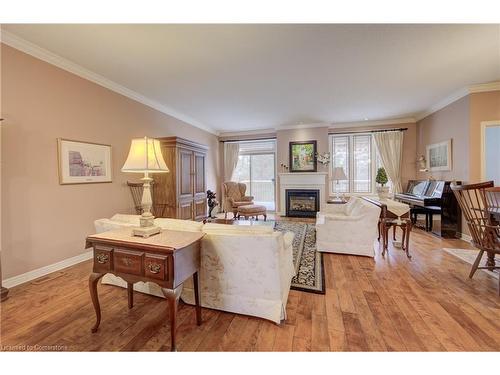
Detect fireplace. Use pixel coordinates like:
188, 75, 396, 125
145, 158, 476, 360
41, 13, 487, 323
286, 189, 320, 217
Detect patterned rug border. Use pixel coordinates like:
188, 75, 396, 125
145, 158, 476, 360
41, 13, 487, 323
275, 221, 325, 295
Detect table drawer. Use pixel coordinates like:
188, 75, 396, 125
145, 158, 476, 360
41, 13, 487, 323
93, 246, 113, 273
144, 254, 170, 281
114, 249, 144, 276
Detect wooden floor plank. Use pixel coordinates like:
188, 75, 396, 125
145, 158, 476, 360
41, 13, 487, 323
2, 222, 499, 352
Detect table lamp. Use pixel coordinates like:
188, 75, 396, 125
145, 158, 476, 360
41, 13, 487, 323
331, 167, 348, 202
122, 137, 169, 237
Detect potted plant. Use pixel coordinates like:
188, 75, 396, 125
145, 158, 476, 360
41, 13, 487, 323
376, 167, 389, 200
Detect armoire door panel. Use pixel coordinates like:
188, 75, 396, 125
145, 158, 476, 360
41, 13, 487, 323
194, 199, 207, 220
178, 200, 194, 220
194, 152, 206, 195
179, 149, 194, 198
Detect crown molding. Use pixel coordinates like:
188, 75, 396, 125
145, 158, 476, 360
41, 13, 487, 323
469, 81, 500, 93
0, 30, 218, 136
329, 117, 416, 129
277, 122, 330, 131
415, 87, 469, 122
219, 128, 276, 138
416, 81, 500, 122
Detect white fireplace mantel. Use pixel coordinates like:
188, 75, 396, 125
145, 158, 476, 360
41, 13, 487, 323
278, 172, 328, 216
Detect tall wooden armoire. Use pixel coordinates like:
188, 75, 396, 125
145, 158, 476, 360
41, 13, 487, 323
153, 137, 208, 220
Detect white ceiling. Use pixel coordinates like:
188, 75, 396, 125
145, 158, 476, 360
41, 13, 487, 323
3, 24, 500, 134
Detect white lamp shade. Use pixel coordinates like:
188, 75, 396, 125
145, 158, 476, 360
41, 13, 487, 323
121, 137, 169, 173
331, 167, 347, 180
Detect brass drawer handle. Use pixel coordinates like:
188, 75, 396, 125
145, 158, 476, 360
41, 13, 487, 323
147, 263, 161, 274
122, 257, 133, 267
96, 253, 109, 264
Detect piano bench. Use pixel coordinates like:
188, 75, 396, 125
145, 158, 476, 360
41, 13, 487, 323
410, 207, 434, 232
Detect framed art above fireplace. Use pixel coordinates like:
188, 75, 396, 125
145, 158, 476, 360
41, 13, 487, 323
289, 140, 317, 172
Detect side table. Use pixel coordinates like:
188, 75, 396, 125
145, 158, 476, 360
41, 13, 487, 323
85, 227, 205, 351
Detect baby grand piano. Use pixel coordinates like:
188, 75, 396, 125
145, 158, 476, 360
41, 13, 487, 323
394, 180, 462, 238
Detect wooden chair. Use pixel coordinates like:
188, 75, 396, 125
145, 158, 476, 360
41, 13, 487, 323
451, 181, 500, 294
127, 181, 166, 218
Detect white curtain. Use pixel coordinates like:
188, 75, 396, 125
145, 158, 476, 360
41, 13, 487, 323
373, 131, 404, 193
223, 142, 240, 211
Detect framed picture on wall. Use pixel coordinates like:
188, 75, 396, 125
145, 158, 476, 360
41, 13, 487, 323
426, 139, 452, 172
57, 138, 112, 184
289, 140, 317, 172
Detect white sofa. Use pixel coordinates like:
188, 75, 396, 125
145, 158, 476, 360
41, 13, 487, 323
316, 197, 381, 257
94, 214, 295, 324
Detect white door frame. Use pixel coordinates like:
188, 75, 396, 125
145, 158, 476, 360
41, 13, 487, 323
480, 120, 500, 181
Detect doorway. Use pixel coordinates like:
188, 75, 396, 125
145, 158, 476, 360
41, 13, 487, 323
232, 140, 276, 211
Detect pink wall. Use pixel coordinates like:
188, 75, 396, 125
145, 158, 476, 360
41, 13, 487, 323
416, 96, 470, 182
1, 45, 220, 279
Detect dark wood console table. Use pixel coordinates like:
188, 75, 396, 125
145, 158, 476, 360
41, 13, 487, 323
362, 196, 412, 259
85, 227, 204, 351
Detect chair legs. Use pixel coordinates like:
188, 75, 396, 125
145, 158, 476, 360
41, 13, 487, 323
469, 249, 485, 279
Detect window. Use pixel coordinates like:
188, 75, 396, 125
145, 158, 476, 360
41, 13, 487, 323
231, 140, 276, 211
330, 133, 391, 194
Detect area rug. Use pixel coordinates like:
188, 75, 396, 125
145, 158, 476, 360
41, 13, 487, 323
443, 248, 499, 280
275, 222, 325, 294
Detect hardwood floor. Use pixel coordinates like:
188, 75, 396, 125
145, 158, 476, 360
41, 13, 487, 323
1, 224, 499, 351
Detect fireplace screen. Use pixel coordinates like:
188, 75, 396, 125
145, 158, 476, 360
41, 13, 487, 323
286, 189, 320, 217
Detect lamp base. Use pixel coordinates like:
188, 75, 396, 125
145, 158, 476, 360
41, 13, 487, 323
132, 225, 161, 238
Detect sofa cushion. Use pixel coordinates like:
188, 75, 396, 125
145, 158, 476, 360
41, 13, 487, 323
154, 218, 203, 232
110, 214, 141, 225
203, 223, 274, 234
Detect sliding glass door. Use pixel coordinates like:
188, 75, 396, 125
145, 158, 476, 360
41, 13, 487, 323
232, 141, 276, 211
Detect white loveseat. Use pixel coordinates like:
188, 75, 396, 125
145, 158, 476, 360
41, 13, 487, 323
94, 214, 295, 323
316, 197, 381, 257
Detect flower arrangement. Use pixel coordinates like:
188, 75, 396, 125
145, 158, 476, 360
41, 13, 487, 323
316, 152, 331, 166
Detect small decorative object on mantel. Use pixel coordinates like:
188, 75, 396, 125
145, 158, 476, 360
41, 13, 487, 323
57, 138, 112, 184
280, 163, 289, 173
316, 152, 331, 166
121, 137, 170, 238
376, 167, 390, 200
426, 139, 452, 171
289, 140, 317, 172
206, 190, 219, 218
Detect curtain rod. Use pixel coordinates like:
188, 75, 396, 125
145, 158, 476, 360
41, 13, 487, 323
220, 136, 277, 143
328, 127, 408, 135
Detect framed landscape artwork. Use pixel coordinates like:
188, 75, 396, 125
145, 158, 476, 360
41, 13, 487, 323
289, 140, 317, 172
57, 138, 112, 184
426, 139, 452, 172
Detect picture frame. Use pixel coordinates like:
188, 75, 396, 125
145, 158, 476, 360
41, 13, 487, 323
426, 139, 452, 172
289, 140, 317, 172
57, 138, 112, 184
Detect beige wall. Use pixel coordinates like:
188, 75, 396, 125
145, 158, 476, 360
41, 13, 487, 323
416, 96, 470, 182
469, 91, 500, 183
1, 45, 220, 279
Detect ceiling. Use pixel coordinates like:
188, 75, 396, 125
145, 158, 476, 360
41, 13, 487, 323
3, 24, 500, 134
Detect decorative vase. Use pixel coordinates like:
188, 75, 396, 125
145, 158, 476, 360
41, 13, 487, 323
377, 186, 390, 200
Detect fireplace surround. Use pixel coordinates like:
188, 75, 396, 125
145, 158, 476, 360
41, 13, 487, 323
286, 189, 320, 217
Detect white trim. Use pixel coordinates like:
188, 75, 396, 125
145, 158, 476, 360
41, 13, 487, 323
460, 233, 472, 243
416, 81, 500, 121
415, 87, 469, 121
2, 250, 93, 288
480, 120, 500, 182
469, 81, 500, 93
329, 117, 416, 129
1, 30, 218, 136
219, 128, 277, 138
277, 122, 330, 130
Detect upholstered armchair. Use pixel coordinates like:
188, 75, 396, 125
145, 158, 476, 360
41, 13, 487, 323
222, 181, 254, 219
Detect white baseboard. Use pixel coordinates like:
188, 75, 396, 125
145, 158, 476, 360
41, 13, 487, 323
460, 233, 472, 243
2, 250, 93, 289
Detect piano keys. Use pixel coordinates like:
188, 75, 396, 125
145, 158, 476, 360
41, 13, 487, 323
394, 180, 462, 238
